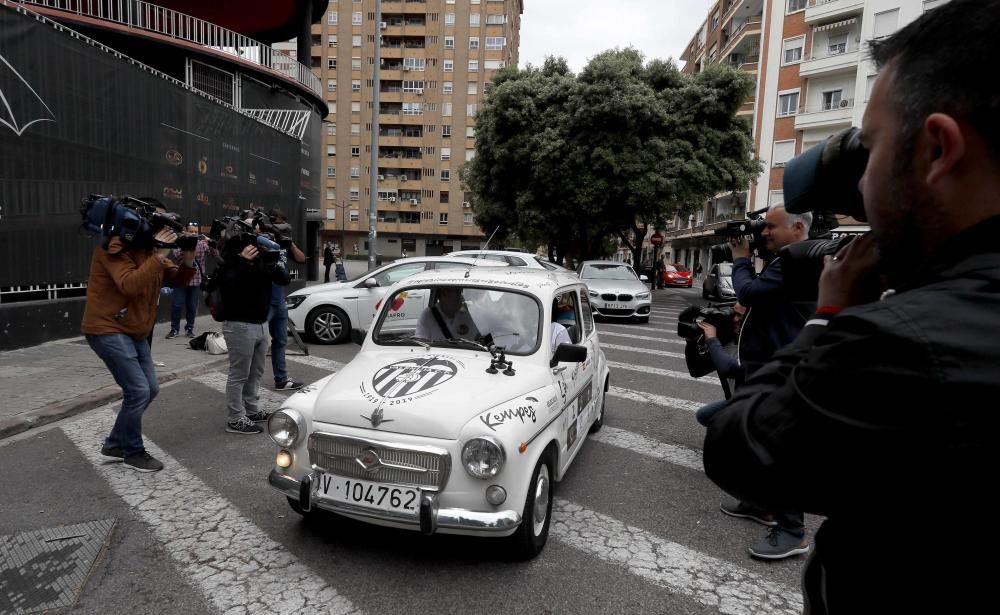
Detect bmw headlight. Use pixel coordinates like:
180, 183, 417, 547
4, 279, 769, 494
636, 291, 650, 299
268, 410, 301, 448
286, 295, 306, 310
588, 290, 598, 298
461, 436, 506, 479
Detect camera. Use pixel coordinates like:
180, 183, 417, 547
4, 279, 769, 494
677, 304, 739, 346
710, 216, 768, 263
175, 233, 208, 251
81, 195, 184, 248
208, 209, 287, 266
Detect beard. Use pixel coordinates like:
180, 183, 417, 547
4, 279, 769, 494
867, 168, 942, 287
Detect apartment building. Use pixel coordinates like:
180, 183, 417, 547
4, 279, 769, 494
666, 0, 945, 271
308, 0, 523, 257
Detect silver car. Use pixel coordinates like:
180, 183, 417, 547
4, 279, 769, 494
702, 263, 736, 301
576, 261, 652, 323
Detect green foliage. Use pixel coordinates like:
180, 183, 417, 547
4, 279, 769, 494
463, 49, 761, 264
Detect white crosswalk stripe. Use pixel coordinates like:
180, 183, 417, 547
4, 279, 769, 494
551, 499, 803, 615
608, 361, 710, 384
599, 324, 677, 334
192, 371, 289, 410
608, 386, 703, 413
601, 343, 684, 359
599, 331, 685, 345
61, 407, 363, 615
588, 426, 703, 470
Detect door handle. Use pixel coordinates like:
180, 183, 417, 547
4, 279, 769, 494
551, 366, 567, 375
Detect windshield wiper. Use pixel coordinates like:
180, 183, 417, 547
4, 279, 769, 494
445, 337, 490, 352
382, 334, 431, 349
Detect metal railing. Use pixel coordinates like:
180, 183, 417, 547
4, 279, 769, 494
242, 109, 312, 140
17, 0, 322, 96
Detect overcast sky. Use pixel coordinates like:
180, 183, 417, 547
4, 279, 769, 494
519, 0, 712, 72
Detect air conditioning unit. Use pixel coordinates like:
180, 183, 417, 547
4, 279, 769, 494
462, 201, 471, 209
838, 98, 850, 108
415, 89, 424, 95
378, 174, 385, 180
400, 175, 408, 181
389, 196, 396, 202
380, 22, 387, 29
403, 66, 411, 71
410, 198, 419, 205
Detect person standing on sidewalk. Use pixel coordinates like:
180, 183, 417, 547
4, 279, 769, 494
218, 226, 291, 434
166, 222, 215, 339
82, 227, 197, 472
267, 209, 307, 391
323, 242, 334, 283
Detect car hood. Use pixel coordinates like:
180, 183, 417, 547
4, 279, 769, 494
581, 278, 648, 295
291, 281, 352, 297
310, 348, 552, 439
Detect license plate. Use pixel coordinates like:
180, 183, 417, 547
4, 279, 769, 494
316, 474, 419, 515
604, 302, 627, 309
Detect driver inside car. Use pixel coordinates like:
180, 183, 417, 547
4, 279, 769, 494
414, 286, 482, 341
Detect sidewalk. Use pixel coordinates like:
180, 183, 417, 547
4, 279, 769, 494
0, 315, 228, 440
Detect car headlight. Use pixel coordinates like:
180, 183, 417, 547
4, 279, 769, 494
268, 410, 301, 448
461, 436, 506, 479
588, 290, 598, 298
636, 291, 650, 299
286, 295, 306, 310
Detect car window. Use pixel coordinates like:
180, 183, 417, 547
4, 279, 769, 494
553, 289, 580, 344
673, 264, 690, 272
538, 260, 557, 271
369, 262, 428, 287
579, 292, 595, 338
664, 265, 678, 273
506, 256, 527, 267
718, 263, 733, 276
430, 261, 471, 271
581, 264, 638, 280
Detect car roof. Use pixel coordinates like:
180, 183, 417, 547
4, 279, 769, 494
448, 249, 535, 257
579, 260, 634, 267
390, 267, 583, 301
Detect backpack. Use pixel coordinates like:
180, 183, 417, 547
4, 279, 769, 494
198, 261, 226, 322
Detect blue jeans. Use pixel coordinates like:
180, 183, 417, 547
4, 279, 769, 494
268, 302, 288, 385
86, 333, 159, 456
170, 286, 201, 333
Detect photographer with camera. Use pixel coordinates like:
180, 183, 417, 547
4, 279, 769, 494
81, 221, 196, 473
218, 213, 292, 435
708, 203, 814, 560
166, 222, 215, 339
704, 2, 1000, 611
266, 209, 307, 391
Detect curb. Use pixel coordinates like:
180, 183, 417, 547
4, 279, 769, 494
0, 358, 229, 441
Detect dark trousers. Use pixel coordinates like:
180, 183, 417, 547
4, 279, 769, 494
170, 286, 201, 333
324, 262, 332, 283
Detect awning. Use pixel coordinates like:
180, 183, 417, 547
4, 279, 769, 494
815, 17, 858, 32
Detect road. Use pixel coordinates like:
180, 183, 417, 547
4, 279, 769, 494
0, 287, 815, 615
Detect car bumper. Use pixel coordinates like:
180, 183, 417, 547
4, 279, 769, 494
269, 469, 522, 536
286, 304, 308, 332
590, 301, 652, 318
663, 279, 692, 287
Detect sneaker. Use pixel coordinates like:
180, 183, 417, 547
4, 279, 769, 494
226, 416, 263, 435
100, 445, 125, 460
275, 379, 305, 391
247, 409, 272, 423
153, 361, 166, 367
123, 450, 164, 473
749, 527, 810, 560
185, 330, 195, 338
720, 500, 777, 526
165, 330, 179, 339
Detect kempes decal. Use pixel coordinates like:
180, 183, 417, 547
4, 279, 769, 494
480, 404, 537, 431
371, 357, 458, 399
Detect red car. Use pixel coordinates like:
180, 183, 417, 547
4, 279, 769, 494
661, 263, 693, 288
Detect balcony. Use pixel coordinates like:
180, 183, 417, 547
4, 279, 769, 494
799, 48, 860, 78
379, 113, 424, 125
794, 99, 855, 130
805, 0, 865, 24
720, 15, 763, 58
737, 100, 755, 116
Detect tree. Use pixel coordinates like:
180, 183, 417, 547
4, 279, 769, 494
463, 49, 761, 265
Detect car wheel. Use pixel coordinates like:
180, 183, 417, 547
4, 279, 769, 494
509, 452, 554, 560
306, 305, 350, 344
588, 380, 607, 434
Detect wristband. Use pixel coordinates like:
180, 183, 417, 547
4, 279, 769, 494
815, 305, 843, 315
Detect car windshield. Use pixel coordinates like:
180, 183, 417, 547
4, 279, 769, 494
373, 285, 542, 355
718, 264, 733, 276
581, 264, 637, 281
672, 264, 690, 272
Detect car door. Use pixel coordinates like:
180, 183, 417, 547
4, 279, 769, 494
552, 286, 595, 460
354, 261, 431, 328
705, 265, 719, 296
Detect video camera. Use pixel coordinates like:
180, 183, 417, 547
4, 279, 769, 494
710, 216, 768, 263
208, 208, 290, 266
677, 304, 740, 346
81, 195, 184, 248
778, 127, 870, 300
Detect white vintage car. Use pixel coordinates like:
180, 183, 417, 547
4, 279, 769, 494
267, 267, 610, 558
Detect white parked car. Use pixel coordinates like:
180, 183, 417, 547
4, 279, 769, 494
576, 260, 652, 323
287, 256, 504, 344
267, 267, 610, 558
447, 249, 571, 272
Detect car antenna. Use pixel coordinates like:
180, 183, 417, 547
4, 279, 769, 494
467, 225, 501, 277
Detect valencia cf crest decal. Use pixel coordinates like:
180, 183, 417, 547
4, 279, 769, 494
371, 358, 458, 399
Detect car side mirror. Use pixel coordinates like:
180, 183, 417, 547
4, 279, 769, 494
550, 343, 587, 367
639, 274, 649, 282
363, 278, 379, 288
350, 329, 366, 345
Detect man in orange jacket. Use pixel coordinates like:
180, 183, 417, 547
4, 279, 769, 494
81, 227, 196, 472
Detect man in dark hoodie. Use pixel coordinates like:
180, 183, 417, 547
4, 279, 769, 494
704, 1, 1000, 612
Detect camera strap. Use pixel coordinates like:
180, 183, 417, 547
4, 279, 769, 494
431, 305, 453, 339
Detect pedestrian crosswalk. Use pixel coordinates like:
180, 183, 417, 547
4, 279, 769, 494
29, 290, 808, 614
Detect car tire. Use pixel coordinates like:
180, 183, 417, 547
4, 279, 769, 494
509, 451, 554, 560
588, 380, 607, 434
306, 305, 350, 344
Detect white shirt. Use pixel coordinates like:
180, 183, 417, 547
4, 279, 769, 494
551, 322, 572, 355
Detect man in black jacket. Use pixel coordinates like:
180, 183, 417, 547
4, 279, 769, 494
219, 241, 290, 434
704, 1, 1000, 612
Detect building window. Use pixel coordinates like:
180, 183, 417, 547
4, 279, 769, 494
484, 60, 503, 70
486, 14, 504, 25
468, 60, 479, 72
787, 0, 807, 12
782, 36, 804, 65
327, 79, 337, 91
768, 190, 785, 207
470, 13, 480, 26
467, 82, 478, 95
327, 144, 336, 156
442, 125, 452, 137
350, 167, 360, 178
445, 36, 455, 49
327, 123, 336, 135
351, 146, 360, 157
326, 208, 336, 220
469, 37, 480, 49
351, 123, 361, 135
440, 191, 449, 203
485, 37, 505, 50
328, 58, 338, 69
772, 140, 796, 167
466, 103, 478, 115
352, 12, 362, 25
439, 213, 449, 225
865, 74, 878, 101
445, 13, 455, 25
353, 35, 362, 47
777, 91, 799, 116
828, 33, 848, 55
874, 9, 900, 38
326, 188, 335, 201
329, 35, 338, 47
464, 213, 474, 226
441, 169, 450, 181
350, 208, 360, 219
465, 149, 475, 162
443, 102, 453, 116
402, 80, 425, 92
327, 166, 336, 177
710, 12, 719, 31
443, 60, 454, 72
403, 57, 426, 71
402, 102, 423, 115
351, 57, 361, 70
443, 81, 453, 94
822, 89, 845, 110
328, 13, 337, 25
352, 79, 361, 91
466, 126, 475, 138
441, 147, 451, 160
351, 102, 361, 113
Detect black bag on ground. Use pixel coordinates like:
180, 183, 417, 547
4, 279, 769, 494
189, 331, 210, 351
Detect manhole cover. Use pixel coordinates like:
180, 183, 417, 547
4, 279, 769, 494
0, 519, 116, 614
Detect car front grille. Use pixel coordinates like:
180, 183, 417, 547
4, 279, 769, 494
597, 308, 635, 316
617, 294, 633, 301
308, 433, 451, 490
600, 293, 617, 301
